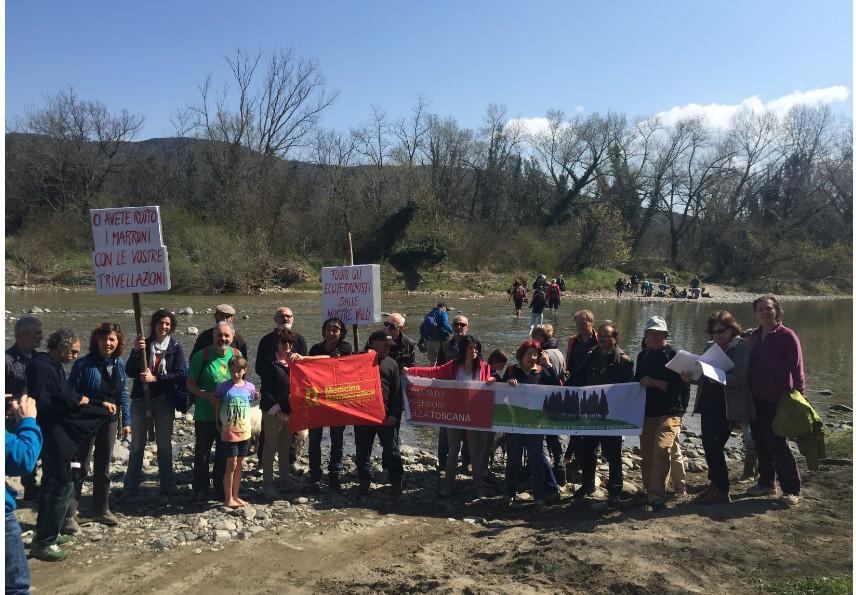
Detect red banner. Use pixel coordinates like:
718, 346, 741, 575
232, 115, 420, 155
288, 352, 386, 432
405, 382, 493, 428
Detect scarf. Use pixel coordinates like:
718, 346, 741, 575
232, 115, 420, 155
149, 336, 171, 376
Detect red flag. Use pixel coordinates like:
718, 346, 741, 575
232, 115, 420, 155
288, 352, 386, 432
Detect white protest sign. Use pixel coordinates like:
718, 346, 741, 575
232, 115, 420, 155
90, 206, 171, 295
321, 264, 381, 325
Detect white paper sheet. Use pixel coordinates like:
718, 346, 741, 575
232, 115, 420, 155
665, 346, 731, 385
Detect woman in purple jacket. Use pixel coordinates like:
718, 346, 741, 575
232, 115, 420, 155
747, 295, 804, 505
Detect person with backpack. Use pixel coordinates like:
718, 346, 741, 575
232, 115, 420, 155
419, 303, 452, 365
529, 287, 547, 330
546, 279, 561, 314
635, 316, 690, 512
510, 280, 527, 318
187, 321, 241, 502
123, 309, 187, 498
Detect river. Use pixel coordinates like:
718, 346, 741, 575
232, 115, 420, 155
5, 290, 851, 451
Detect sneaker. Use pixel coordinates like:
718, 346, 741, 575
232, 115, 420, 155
61, 515, 80, 535
504, 496, 515, 509
695, 487, 731, 505
674, 483, 688, 497
96, 509, 119, 527
30, 543, 68, 562
573, 485, 596, 500
747, 484, 777, 497
54, 534, 74, 546
779, 493, 801, 506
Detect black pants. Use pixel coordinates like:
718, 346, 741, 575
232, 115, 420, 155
701, 406, 732, 493
354, 425, 403, 482
193, 420, 226, 498
70, 418, 117, 515
580, 435, 623, 496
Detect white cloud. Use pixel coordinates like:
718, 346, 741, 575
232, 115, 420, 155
506, 116, 554, 136
653, 86, 850, 129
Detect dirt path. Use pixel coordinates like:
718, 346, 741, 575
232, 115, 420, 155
27, 461, 851, 595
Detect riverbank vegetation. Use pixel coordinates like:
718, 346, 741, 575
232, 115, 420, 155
5, 49, 852, 294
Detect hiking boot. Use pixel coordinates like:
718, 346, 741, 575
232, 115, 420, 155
390, 480, 403, 499
573, 484, 596, 500
779, 493, 801, 506
747, 484, 777, 497
741, 450, 759, 481
96, 509, 119, 527
61, 515, 80, 535
358, 478, 371, 495
30, 543, 68, 562
607, 494, 621, 508
695, 486, 731, 505
261, 484, 279, 499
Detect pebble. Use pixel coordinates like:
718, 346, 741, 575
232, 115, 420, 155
295, 497, 309, 505
27, 306, 44, 313
830, 404, 852, 412
179, 307, 194, 315
187, 327, 199, 335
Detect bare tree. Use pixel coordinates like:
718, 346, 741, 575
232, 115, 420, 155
16, 87, 143, 213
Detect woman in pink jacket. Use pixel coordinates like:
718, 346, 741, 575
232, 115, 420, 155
405, 335, 495, 499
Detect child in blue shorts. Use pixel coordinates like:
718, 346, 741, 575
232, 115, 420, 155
215, 356, 258, 508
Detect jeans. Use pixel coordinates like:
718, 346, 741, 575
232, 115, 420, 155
70, 418, 116, 516
6, 514, 30, 594
192, 420, 226, 498
701, 403, 733, 493
640, 415, 682, 502
34, 473, 74, 548
751, 400, 801, 495
580, 436, 623, 496
354, 425, 403, 482
124, 397, 176, 492
308, 426, 345, 482
505, 434, 546, 501
438, 428, 470, 470
445, 429, 487, 491
545, 435, 564, 468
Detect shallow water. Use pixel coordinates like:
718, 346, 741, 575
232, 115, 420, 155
5, 290, 851, 452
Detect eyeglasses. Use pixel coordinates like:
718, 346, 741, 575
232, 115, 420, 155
383, 322, 401, 329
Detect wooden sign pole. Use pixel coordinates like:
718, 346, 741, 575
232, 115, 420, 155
132, 292, 156, 442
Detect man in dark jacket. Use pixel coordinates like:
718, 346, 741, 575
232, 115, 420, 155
6, 315, 43, 499
574, 321, 634, 507
190, 304, 249, 359
634, 316, 689, 511
384, 312, 416, 370
27, 329, 111, 561
354, 331, 404, 497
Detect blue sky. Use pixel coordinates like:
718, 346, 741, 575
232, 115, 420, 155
5, 0, 853, 140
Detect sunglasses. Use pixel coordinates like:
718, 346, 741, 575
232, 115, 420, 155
383, 322, 401, 329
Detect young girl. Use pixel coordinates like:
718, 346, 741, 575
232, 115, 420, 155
215, 356, 257, 508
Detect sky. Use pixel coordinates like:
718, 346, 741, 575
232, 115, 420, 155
5, 0, 853, 142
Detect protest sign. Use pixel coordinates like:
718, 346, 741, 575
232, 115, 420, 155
321, 264, 381, 325
90, 206, 170, 294
402, 376, 645, 436
288, 352, 386, 432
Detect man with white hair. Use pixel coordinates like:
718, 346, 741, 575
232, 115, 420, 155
6, 315, 43, 499
187, 322, 240, 502
384, 312, 417, 370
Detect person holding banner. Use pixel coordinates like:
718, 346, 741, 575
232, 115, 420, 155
634, 316, 690, 512
502, 339, 560, 511
187, 322, 239, 502
384, 313, 417, 371
435, 315, 473, 475
307, 318, 353, 492
354, 331, 405, 497
405, 334, 495, 499
66, 323, 129, 529
573, 321, 634, 508
564, 310, 599, 482
124, 309, 186, 498
258, 328, 304, 499
688, 310, 754, 505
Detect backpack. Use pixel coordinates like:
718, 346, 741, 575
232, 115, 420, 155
420, 309, 447, 341
514, 285, 525, 298
180, 345, 241, 413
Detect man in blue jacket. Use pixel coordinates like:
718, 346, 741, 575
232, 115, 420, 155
6, 394, 43, 591
419, 303, 452, 365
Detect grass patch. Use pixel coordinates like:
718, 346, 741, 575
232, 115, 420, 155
766, 575, 852, 595
492, 404, 638, 431
825, 428, 853, 459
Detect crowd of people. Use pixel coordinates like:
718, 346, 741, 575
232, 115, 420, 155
6, 294, 808, 587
